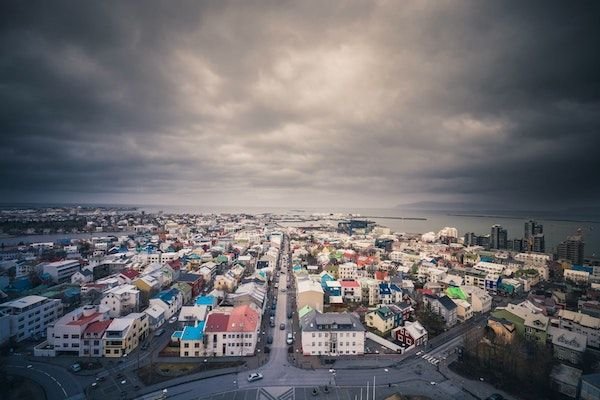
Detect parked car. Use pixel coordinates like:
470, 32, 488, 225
70, 363, 82, 372
267, 335, 273, 344
248, 373, 263, 382
154, 328, 165, 337
286, 333, 293, 345
168, 316, 178, 324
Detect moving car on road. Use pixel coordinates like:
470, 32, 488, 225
248, 373, 263, 382
279, 323, 285, 330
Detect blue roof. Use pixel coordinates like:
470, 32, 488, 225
154, 288, 179, 304
171, 331, 183, 339
195, 295, 216, 306
390, 284, 402, 292
379, 283, 391, 295
573, 265, 593, 273
181, 321, 205, 341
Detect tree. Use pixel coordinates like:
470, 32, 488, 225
416, 303, 445, 337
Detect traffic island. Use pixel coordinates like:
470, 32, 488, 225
137, 361, 244, 385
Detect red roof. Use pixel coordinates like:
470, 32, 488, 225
168, 259, 182, 270
120, 269, 140, 280
357, 256, 374, 267
374, 271, 388, 281
204, 313, 230, 332
227, 305, 259, 332
83, 320, 112, 335
67, 311, 102, 326
418, 288, 434, 296
340, 280, 360, 288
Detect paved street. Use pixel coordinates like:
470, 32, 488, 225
3, 357, 86, 400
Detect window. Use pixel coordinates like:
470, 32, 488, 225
94, 340, 99, 345
184, 343, 189, 348
184, 351, 189, 356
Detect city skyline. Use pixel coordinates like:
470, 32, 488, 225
1, 1, 599, 210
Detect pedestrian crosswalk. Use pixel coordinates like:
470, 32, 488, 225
421, 353, 440, 365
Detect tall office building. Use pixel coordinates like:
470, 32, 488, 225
524, 220, 543, 240
532, 234, 545, 253
490, 224, 508, 250
556, 232, 585, 265
524, 220, 544, 252
508, 238, 524, 252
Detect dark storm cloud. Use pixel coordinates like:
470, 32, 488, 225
1, 1, 599, 208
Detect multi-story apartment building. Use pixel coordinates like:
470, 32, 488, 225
201, 304, 260, 357
43, 260, 80, 284
103, 312, 149, 357
423, 294, 457, 327
46, 305, 110, 356
0, 295, 62, 342
101, 284, 140, 318
461, 285, 492, 313
338, 262, 358, 280
300, 310, 365, 356
359, 278, 379, 306
464, 269, 487, 290
82, 320, 112, 357
339, 280, 362, 302
557, 309, 600, 349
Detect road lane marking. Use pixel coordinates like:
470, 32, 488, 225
12, 365, 69, 398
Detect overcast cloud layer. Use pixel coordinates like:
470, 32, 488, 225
1, 1, 599, 209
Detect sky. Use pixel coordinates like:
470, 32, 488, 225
1, 1, 599, 210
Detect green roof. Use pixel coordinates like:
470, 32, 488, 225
298, 305, 314, 318
446, 286, 468, 300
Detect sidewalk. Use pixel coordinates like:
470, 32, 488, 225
135, 366, 242, 399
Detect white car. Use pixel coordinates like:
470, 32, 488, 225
169, 316, 178, 324
248, 373, 263, 382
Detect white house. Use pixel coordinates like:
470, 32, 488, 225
45, 305, 110, 356
101, 284, 140, 318
299, 309, 365, 356
43, 260, 80, 283
149, 288, 183, 320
